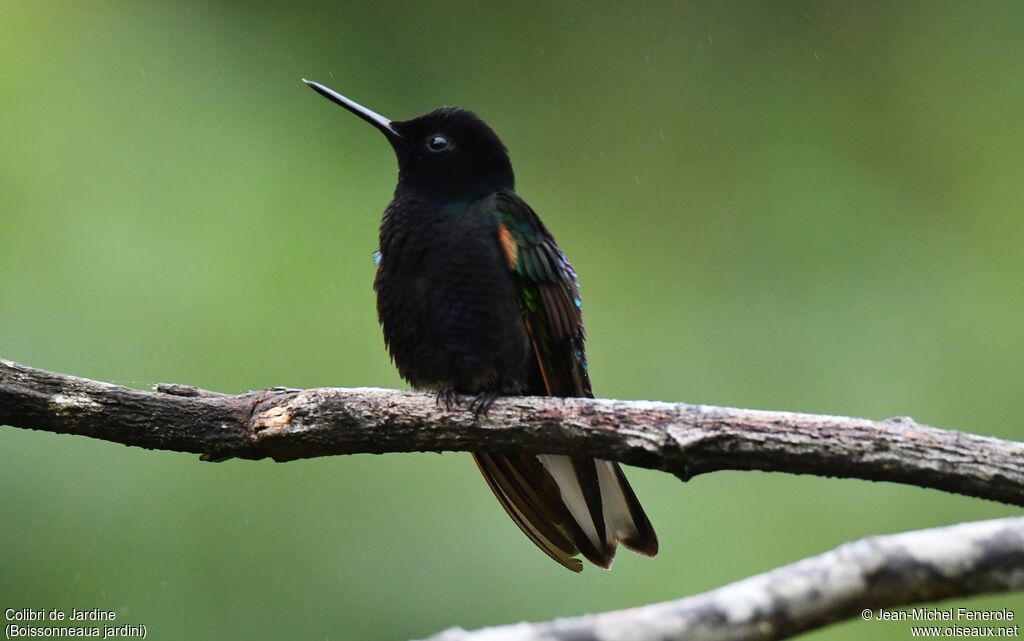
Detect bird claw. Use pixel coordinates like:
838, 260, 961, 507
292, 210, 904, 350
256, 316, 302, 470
469, 392, 499, 417
435, 388, 459, 411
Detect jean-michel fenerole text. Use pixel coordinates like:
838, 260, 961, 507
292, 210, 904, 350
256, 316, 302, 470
873, 607, 1015, 622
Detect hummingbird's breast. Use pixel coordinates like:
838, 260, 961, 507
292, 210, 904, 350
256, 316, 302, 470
373, 193, 531, 392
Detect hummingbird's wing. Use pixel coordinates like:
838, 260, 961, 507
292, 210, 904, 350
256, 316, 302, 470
470, 191, 657, 571
492, 191, 593, 398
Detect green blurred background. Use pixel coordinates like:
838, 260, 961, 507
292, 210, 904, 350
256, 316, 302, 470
2, 1, 1022, 639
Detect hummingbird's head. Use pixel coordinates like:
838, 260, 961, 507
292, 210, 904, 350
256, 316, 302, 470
304, 80, 514, 202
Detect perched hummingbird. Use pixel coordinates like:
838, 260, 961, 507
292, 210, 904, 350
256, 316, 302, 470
304, 79, 657, 571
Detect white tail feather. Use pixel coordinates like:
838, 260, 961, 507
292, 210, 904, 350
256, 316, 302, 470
596, 459, 639, 543
536, 454, 603, 552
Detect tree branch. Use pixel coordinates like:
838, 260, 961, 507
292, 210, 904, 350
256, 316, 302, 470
1, 358, 1022, 506
3, 359, 1023, 641
420, 516, 1024, 641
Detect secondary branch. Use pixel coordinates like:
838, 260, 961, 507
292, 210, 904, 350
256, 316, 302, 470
419, 516, 1024, 641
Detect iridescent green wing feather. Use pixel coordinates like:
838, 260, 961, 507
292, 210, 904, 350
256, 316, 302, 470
490, 191, 615, 566
493, 190, 592, 398
474, 191, 658, 571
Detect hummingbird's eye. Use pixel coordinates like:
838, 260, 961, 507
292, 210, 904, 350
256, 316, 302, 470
426, 134, 451, 152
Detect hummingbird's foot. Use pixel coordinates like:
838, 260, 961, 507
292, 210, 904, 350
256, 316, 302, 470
435, 387, 459, 411
469, 391, 499, 417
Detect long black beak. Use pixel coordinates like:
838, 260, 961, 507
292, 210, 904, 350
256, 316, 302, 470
303, 79, 402, 143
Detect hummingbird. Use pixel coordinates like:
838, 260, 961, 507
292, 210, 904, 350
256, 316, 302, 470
304, 79, 658, 571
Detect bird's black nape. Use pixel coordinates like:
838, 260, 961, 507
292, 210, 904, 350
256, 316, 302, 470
388, 107, 516, 203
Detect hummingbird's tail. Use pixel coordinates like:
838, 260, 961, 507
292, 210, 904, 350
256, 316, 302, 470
473, 451, 657, 571
536, 454, 658, 563
593, 458, 659, 557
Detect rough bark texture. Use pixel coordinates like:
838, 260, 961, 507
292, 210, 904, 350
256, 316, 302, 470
420, 517, 1024, 641
2, 358, 1022, 641
1, 358, 1022, 506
